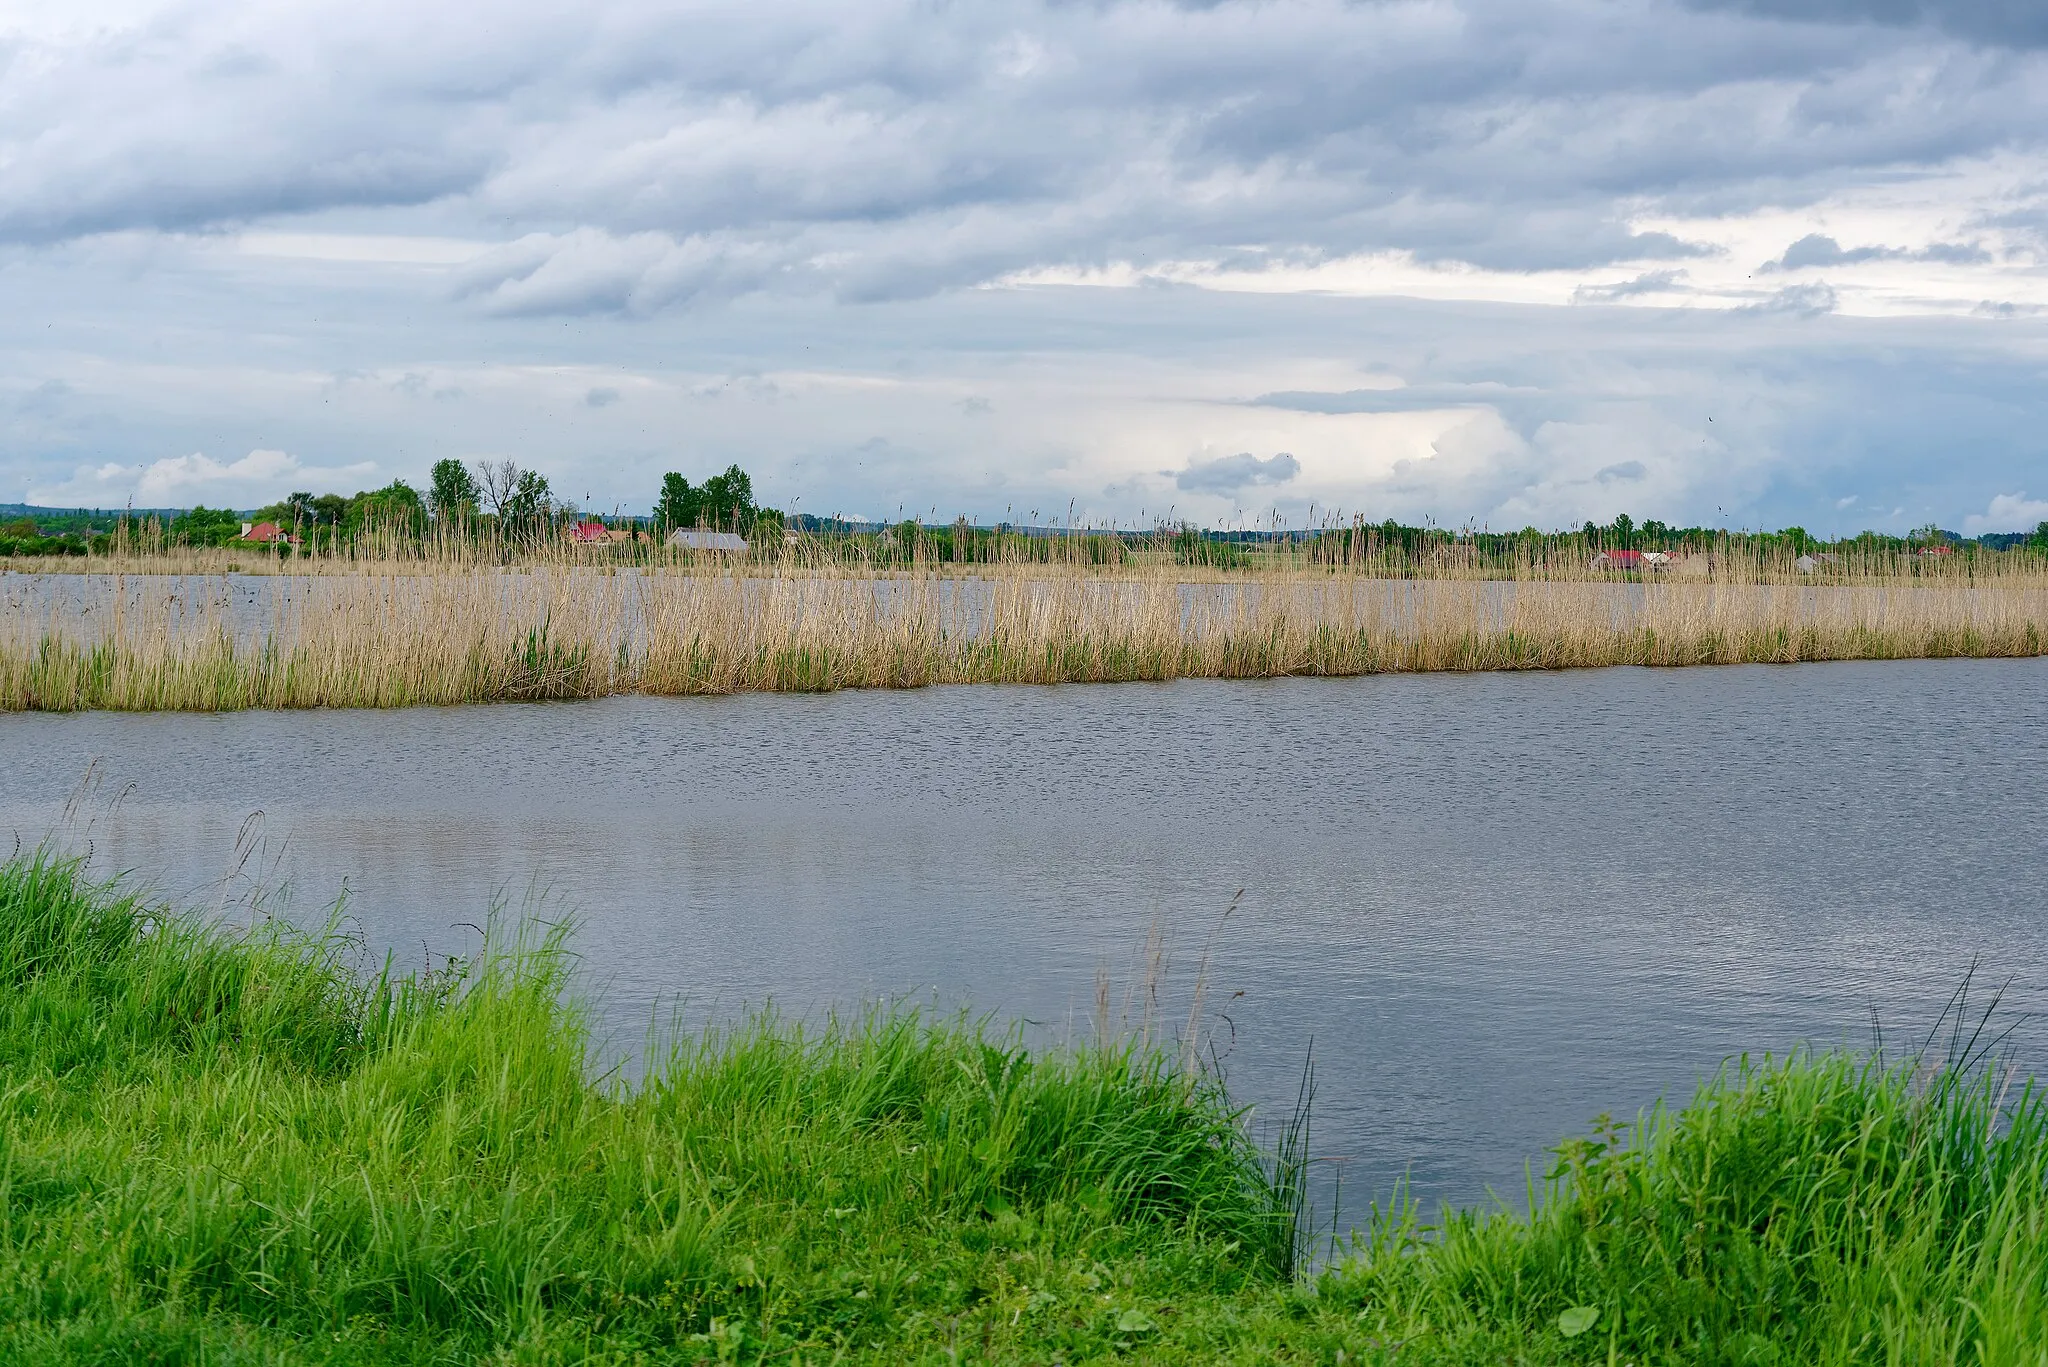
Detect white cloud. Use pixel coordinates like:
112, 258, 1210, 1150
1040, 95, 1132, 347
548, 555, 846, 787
26, 450, 377, 508
4, 0, 2048, 533
1962, 491, 2048, 534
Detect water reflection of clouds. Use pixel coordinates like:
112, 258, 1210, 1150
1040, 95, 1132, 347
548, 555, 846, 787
1, 659, 2044, 1213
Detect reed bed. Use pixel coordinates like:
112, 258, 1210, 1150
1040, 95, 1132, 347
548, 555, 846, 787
7, 854, 2048, 1362
1, 557, 2043, 710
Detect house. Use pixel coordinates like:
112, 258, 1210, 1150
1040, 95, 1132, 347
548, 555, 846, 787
666, 529, 749, 553
240, 522, 299, 545
1589, 549, 1646, 570
571, 520, 610, 544
1640, 551, 1671, 568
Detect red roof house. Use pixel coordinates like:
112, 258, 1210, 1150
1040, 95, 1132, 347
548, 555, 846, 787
1590, 549, 1645, 569
571, 520, 609, 543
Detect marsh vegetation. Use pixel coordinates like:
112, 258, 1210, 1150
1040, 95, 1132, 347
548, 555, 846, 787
4, 854, 2046, 1363
1, 537, 2044, 710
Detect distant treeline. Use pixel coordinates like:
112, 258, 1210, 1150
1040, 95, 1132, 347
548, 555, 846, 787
4, 490, 2046, 565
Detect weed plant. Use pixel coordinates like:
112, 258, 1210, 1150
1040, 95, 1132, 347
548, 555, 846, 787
3, 855, 2047, 1362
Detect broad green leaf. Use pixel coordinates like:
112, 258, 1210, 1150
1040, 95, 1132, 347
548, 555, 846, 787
1557, 1305, 1601, 1338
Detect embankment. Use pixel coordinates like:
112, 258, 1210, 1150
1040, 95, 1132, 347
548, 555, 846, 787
3, 857, 2044, 1362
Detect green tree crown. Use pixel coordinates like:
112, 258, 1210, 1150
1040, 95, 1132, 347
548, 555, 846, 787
428, 459, 482, 522
655, 472, 699, 530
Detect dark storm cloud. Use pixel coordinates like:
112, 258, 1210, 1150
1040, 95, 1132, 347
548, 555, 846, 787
4, 0, 2046, 309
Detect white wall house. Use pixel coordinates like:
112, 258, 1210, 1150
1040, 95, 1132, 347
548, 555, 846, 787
666, 529, 749, 552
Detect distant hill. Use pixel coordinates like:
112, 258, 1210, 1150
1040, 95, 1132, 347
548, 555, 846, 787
1, 503, 192, 519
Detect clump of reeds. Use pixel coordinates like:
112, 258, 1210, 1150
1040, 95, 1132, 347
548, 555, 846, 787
2, 555, 2043, 710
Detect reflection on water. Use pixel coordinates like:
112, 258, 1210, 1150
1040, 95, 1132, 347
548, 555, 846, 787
2, 658, 2044, 1214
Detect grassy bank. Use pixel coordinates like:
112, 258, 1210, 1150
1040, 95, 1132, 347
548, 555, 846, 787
2, 561, 2045, 710
4, 856, 2048, 1363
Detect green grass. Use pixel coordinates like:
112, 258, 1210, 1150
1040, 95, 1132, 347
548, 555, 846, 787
2, 855, 2046, 1364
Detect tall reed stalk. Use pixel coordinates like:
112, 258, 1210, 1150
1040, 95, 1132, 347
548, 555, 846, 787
2, 552, 2043, 710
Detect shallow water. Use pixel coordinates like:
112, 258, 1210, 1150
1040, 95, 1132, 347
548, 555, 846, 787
2, 659, 2044, 1218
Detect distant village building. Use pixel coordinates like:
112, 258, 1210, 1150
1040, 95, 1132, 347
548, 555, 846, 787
239, 522, 299, 545
666, 529, 749, 553
571, 520, 609, 544
1589, 549, 1646, 570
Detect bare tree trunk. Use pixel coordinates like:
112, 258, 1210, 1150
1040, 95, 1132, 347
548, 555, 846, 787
474, 459, 521, 518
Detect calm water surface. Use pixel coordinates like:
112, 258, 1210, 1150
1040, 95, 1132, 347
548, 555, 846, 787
3, 659, 2044, 1215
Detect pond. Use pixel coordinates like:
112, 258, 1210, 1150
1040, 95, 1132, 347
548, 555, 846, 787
3, 658, 2044, 1218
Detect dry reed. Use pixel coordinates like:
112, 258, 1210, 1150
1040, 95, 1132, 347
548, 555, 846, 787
2, 553, 2043, 711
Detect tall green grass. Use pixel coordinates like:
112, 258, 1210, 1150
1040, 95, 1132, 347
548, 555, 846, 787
1336, 1036, 2048, 1363
0, 854, 1300, 1363
3, 854, 2046, 1363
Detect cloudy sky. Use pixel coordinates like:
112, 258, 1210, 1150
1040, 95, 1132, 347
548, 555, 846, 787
5, 0, 2048, 533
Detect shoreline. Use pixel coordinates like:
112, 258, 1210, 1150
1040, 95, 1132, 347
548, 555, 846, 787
4, 854, 2041, 1362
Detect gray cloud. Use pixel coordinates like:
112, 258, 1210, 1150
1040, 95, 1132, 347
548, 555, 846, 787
3, 0, 2047, 538
1, 0, 2044, 305
584, 387, 620, 407
1683, 1, 2048, 48
1573, 269, 1693, 302
1742, 282, 1840, 316
1765, 233, 1991, 270
1176, 451, 1302, 493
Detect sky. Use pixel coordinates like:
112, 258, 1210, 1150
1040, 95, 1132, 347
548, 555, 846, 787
4, 0, 2048, 534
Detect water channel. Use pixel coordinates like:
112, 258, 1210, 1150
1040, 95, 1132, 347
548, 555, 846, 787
2, 658, 2043, 1218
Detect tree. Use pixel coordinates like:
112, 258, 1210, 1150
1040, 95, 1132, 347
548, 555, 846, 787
2032, 521, 2048, 552
474, 459, 521, 517
428, 459, 481, 522
699, 464, 755, 528
311, 493, 347, 526
504, 469, 552, 524
352, 480, 425, 534
654, 473, 699, 532
169, 505, 243, 547
1611, 513, 1634, 547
